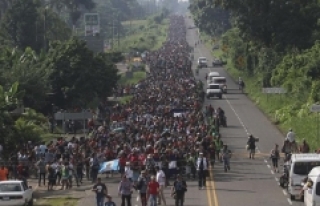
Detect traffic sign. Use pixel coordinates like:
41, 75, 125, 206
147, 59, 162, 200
310, 104, 320, 112
54, 111, 93, 120
262, 87, 287, 94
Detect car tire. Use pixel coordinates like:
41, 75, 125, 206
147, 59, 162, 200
219, 95, 222, 99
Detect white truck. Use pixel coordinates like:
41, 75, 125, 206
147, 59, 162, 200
206, 84, 223, 99
0, 180, 33, 206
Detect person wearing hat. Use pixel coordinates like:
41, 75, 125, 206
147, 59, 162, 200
196, 152, 208, 190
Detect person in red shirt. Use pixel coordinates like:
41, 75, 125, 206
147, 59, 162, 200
118, 154, 127, 177
147, 176, 159, 206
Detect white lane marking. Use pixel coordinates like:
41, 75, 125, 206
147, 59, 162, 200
275, 177, 279, 182
271, 170, 275, 175
283, 189, 287, 196
224, 95, 249, 134
267, 164, 271, 169
287, 198, 293, 205
264, 159, 268, 163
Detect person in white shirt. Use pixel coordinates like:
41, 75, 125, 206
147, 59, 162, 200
124, 162, 133, 181
196, 152, 208, 190
39, 142, 47, 155
155, 166, 166, 205
286, 129, 295, 143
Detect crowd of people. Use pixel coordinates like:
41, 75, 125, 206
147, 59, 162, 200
0, 15, 226, 206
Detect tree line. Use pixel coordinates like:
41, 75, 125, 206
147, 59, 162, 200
0, 0, 148, 158
189, 0, 320, 146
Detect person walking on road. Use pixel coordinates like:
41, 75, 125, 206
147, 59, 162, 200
36, 157, 46, 186
92, 178, 108, 206
118, 175, 133, 206
136, 170, 149, 206
196, 152, 208, 190
171, 175, 187, 206
220, 145, 231, 172
147, 176, 159, 206
270, 144, 280, 173
155, 166, 166, 205
247, 134, 257, 159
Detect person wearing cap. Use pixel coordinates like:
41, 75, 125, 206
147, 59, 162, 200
136, 170, 149, 206
171, 175, 187, 206
147, 175, 159, 206
196, 152, 208, 190
155, 166, 167, 205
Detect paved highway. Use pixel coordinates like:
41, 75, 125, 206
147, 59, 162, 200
184, 16, 304, 206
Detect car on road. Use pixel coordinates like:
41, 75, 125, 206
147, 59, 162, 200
288, 153, 320, 201
197, 57, 208, 68
212, 59, 223, 67
0, 180, 33, 206
206, 84, 222, 99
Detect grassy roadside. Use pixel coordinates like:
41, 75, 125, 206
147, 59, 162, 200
118, 18, 169, 52
35, 197, 79, 206
117, 71, 146, 104
201, 34, 320, 149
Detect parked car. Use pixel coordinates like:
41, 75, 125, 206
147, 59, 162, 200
0, 180, 33, 206
212, 59, 223, 66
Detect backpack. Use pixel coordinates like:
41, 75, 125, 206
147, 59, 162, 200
62, 166, 69, 177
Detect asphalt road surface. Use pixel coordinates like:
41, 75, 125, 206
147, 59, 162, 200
184, 16, 304, 206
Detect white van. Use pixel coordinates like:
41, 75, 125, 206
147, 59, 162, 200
304, 166, 320, 206
289, 154, 320, 200
206, 72, 220, 84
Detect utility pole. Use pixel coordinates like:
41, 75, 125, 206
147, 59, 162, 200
43, 8, 47, 51
112, 16, 115, 49
117, 14, 120, 48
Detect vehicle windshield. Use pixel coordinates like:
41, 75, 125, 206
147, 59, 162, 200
199, 58, 207, 62
209, 85, 220, 89
0, 183, 22, 192
293, 161, 320, 175
214, 79, 226, 84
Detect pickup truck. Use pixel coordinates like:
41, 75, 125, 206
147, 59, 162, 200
197, 57, 208, 68
206, 84, 223, 99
